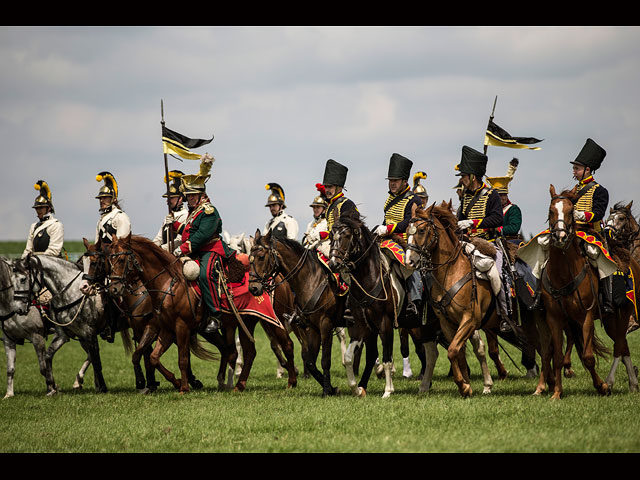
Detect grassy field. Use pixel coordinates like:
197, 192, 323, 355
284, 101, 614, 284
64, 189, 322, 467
0, 319, 639, 453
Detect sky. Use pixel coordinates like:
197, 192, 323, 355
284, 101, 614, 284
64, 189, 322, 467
2, 26, 639, 249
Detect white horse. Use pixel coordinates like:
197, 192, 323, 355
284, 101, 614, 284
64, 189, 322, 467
13, 254, 111, 393
1, 257, 71, 398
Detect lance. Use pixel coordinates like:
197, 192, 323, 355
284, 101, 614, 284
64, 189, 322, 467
483, 95, 497, 155
161, 99, 175, 253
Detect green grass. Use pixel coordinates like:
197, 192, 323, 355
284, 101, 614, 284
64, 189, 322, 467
1, 240, 86, 261
1, 322, 639, 453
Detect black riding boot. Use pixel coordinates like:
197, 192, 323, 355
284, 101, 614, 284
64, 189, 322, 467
600, 276, 614, 314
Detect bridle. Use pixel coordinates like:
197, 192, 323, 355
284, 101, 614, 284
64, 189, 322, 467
605, 207, 639, 252
249, 238, 309, 293
406, 213, 463, 272
548, 195, 576, 249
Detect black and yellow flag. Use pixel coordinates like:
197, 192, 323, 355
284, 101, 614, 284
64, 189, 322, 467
484, 119, 542, 150
162, 126, 214, 160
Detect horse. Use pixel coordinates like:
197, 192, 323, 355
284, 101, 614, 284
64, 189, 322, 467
81, 239, 219, 393
11, 253, 113, 393
605, 201, 640, 264
327, 212, 408, 398
106, 233, 297, 393
536, 184, 637, 399
0, 256, 69, 398
404, 201, 530, 398
249, 229, 347, 396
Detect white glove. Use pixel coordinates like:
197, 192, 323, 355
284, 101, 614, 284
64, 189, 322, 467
164, 215, 174, 226
457, 219, 474, 230
173, 246, 182, 257
573, 210, 587, 221
374, 225, 389, 236
305, 230, 320, 244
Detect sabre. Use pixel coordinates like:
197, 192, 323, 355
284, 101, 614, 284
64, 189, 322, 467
483, 95, 497, 155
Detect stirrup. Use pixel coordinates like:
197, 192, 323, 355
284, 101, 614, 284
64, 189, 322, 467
202, 315, 220, 334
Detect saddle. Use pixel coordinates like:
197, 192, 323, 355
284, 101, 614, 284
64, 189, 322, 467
315, 251, 349, 294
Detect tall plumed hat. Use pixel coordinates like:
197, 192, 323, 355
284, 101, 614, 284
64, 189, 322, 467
387, 153, 413, 180
570, 138, 606, 172
180, 154, 214, 195
95, 172, 118, 199
412, 171, 428, 198
322, 159, 348, 187
455, 146, 488, 178
33, 180, 54, 212
486, 158, 518, 194
265, 182, 286, 208
163, 170, 185, 198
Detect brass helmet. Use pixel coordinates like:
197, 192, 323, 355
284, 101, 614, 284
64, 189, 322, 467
265, 183, 286, 208
32, 180, 54, 213
163, 170, 185, 198
309, 195, 327, 208
486, 158, 518, 194
180, 154, 214, 195
412, 171, 428, 199
95, 172, 118, 199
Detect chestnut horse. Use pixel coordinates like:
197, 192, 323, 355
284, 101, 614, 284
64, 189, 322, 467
249, 229, 347, 396
106, 233, 297, 393
404, 202, 530, 398
536, 185, 634, 399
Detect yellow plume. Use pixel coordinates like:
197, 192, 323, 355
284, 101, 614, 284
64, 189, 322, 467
199, 153, 214, 178
265, 182, 285, 202
34, 180, 52, 201
96, 171, 118, 198
413, 171, 427, 188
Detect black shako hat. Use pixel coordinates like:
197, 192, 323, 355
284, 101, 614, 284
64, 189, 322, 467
570, 138, 606, 172
322, 159, 348, 187
386, 153, 413, 180
455, 146, 488, 177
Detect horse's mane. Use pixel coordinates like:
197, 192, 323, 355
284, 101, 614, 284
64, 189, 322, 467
126, 235, 183, 278
337, 212, 376, 245
276, 236, 307, 256
556, 188, 579, 203
415, 202, 460, 245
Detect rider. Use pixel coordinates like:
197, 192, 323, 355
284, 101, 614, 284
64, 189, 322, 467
169, 154, 234, 334
412, 171, 429, 208
372, 153, 423, 320
22, 180, 64, 259
317, 159, 360, 240
455, 146, 511, 330
569, 138, 613, 313
263, 183, 299, 241
302, 193, 330, 257
153, 170, 189, 252
486, 158, 523, 244
94, 172, 132, 342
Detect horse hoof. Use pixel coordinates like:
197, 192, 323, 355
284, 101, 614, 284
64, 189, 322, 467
358, 387, 366, 398
190, 379, 204, 390
46, 389, 58, 397
137, 387, 151, 394
564, 369, 575, 378
482, 387, 492, 395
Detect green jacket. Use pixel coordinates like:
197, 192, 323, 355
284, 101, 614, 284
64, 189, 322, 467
502, 203, 522, 237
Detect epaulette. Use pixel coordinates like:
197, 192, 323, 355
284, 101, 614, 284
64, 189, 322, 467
203, 203, 215, 215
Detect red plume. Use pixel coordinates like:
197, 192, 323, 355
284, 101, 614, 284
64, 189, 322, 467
315, 183, 326, 196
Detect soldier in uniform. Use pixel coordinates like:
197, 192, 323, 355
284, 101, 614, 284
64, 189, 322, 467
153, 170, 189, 252
22, 180, 64, 259
486, 158, 523, 244
412, 171, 429, 208
455, 146, 510, 329
317, 159, 360, 239
569, 138, 613, 312
168, 154, 234, 334
94, 172, 131, 342
302, 193, 330, 257
263, 183, 299, 241
372, 153, 423, 319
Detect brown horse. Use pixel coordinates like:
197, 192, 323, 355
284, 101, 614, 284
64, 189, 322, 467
404, 201, 530, 397
249, 229, 347, 396
106, 233, 297, 393
537, 184, 620, 399
81, 239, 215, 393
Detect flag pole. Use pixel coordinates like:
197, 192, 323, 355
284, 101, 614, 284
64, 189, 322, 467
484, 95, 497, 155
161, 99, 175, 253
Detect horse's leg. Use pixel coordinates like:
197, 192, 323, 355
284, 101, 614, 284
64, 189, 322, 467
546, 309, 566, 400
80, 336, 107, 393
149, 331, 181, 390
270, 323, 298, 389
380, 317, 395, 398
400, 328, 413, 379
131, 324, 157, 393
319, 320, 339, 396
186, 350, 204, 390
72, 358, 91, 390
302, 327, 327, 391
604, 307, 638, 392
409, 328, 427, 380
484, 329, 508, 380
447, 311, 476, 398
533, 310, 551, 396
470, 331, 493, 394
234, 319, 257, 392
174, 322, 192, 393
3, 337, 16, 399
32, 333, 57, 396
344, 338, 365, 397
357, 332, 379, 396
581, 309, 610, 396
336, 327, 347, 368
234, 334, 243, 378
563, 329, 575, 378
419, 341, 438, 393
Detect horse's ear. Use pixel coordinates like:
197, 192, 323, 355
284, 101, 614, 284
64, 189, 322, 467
627, 200, 634, 210
447, 199, 453, 210
83, 238, 91, 250
255, 229, 261, 241
549, 184, 556, 197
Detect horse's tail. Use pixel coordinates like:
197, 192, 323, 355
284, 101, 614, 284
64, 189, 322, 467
120, 328, 134, 356
190, 334, 219, 362
566, 316, 611, 359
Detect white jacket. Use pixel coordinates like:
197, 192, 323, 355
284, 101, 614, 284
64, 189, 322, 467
22, 215, 64, 258
95, 207, 131, 244
302, 216, 330, 257
263, 210, 299, 240
153, 204, 189, 251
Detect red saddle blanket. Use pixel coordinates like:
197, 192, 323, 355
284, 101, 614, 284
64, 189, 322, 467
380, 239, 406, 264
315, 251, 349, 295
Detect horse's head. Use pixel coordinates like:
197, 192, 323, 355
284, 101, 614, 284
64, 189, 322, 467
10, 256, 40, 316
405, 203, 439, 268
548, 184, 578, 248
248, 229, 278, 296
328, 213, 365, 273
79, 238, 105, 295
105, 233, 139, 297
605, 200, 638, 244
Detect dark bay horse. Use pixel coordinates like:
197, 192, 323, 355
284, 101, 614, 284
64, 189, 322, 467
249, 229, 347, 397
106, 233, 297, 393
537, 185, 635, 399
404, 202, 529, 398
327, 213, 402, 398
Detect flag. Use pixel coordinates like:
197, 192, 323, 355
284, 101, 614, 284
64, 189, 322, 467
162, 126, 214, 160
484, 119, 542, 150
